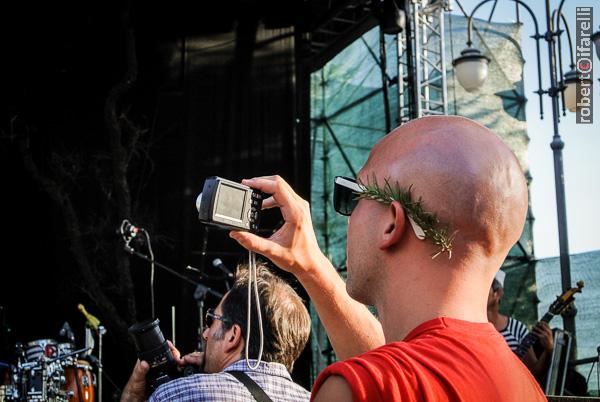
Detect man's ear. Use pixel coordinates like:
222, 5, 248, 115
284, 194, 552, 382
379, 200, 406, 250
223, 324, 243, 354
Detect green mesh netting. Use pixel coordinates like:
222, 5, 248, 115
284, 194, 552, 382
309, 15, 534, 382
536, 250, 600, 394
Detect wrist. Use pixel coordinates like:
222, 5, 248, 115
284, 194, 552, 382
296, 252, 333, 284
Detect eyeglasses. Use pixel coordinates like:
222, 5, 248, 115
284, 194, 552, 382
333, 176, 364, 216
333, 175, 426, 240
205, 308, 231, 328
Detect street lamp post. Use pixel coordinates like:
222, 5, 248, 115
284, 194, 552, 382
544, 1, 571, 331
453, 0, 599, 343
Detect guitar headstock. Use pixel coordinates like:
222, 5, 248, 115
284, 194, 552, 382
548, 280, 584, 316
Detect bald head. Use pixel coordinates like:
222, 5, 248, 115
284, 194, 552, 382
361, 115, 528, 260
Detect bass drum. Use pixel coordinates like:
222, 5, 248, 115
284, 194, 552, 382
63, 360, 94, 402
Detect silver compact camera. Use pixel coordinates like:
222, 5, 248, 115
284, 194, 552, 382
196, 176, 263, 232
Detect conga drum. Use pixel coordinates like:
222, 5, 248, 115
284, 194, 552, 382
63, 360, 94, 402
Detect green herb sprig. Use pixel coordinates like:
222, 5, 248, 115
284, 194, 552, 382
356, 176, 456, 259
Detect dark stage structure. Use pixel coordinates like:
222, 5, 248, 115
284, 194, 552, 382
0, 0, 384, 399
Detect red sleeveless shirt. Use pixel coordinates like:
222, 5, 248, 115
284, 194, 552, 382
312, 317, 546, 402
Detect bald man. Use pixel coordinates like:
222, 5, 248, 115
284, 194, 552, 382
230, 116, 546, 401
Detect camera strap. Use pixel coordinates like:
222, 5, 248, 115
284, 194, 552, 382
245, 250, 264, 370
227, 371, 274, 402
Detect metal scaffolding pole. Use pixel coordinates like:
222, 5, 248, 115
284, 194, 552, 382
398, 0, 450, 122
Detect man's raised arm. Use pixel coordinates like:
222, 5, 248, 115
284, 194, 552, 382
229, 175, 385, 359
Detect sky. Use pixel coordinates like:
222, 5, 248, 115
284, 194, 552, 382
454, 0, 600, 259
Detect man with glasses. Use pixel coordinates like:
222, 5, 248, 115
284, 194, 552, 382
120, 264, 311, 402
231, 115, 546, 401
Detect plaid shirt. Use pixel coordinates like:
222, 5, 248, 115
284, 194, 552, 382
149, 359, 310, 402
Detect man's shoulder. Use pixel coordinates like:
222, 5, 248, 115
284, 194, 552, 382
150, 368, 310, 402
325, 317, 495, 364
312, 318, 546, 402
238, 362, 311, 401
150, 372, 240, 401
509, 316, 529, 331
503, 316, 530, 338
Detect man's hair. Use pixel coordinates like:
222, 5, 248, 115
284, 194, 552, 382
219, 263, 311, 372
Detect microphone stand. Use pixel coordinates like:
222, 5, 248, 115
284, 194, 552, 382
82, 322, 103, 402
122, 239, 224, 364
193, 285, 213, 352
123, 245, 222, 299
98, 325, 106, 402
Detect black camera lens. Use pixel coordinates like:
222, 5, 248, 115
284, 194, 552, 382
128, 319, 178, 391
129, 319, 165, 353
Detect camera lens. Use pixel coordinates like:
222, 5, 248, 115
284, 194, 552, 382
128, 319, 165, 353
128, 319, 178, 390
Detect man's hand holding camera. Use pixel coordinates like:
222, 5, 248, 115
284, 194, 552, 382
121, 341, 202, 402
121, 359, 151, 402
229, 176, 329, 280
181, 350, 205, 368
229, 175, 385, 360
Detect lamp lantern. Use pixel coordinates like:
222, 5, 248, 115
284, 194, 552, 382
452, 48, 490, 92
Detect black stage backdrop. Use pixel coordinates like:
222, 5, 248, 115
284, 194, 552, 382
0, 0, 313, 398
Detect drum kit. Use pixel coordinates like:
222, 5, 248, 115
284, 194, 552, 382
0, 338, 95, 402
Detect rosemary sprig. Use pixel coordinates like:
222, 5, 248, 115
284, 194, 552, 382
356, 176, 456, 259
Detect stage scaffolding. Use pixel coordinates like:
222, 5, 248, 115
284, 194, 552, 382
307, 7, 532, 381
398, 0, 450, 122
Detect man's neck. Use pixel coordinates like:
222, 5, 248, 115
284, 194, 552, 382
211, 348, 245, 374
221, 357, 243, 371
375, 257, 491, 343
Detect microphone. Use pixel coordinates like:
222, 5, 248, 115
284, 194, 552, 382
59, 321, 75, 343
78, 304, 101, 331
118, 219, 144, 238
212, 258, 233, 278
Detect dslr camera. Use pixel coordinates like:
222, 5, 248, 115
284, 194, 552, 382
128, 319, 179, 391
196, 176, 263, 232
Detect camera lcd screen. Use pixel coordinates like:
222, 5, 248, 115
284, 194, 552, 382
215, 183, 246, 221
